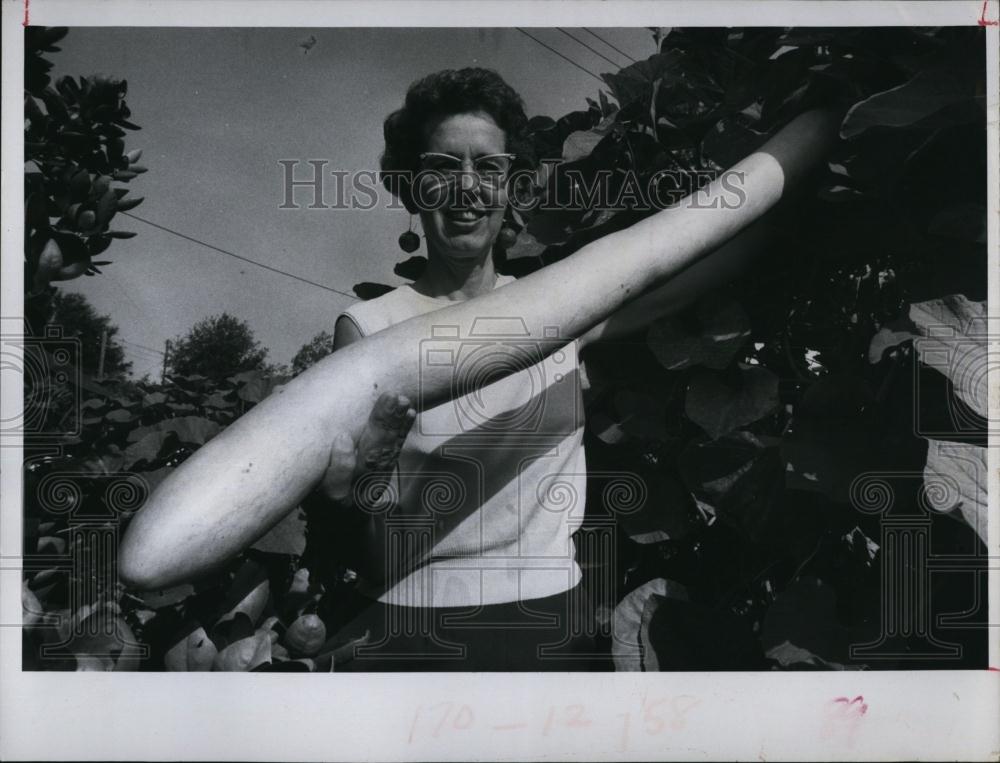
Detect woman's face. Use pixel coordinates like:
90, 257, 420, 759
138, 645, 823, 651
416, 111, 508, 262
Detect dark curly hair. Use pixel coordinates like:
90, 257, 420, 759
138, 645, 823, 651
380, 67, 535, 213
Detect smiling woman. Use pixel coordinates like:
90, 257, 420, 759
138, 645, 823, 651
117, 66, 839, 671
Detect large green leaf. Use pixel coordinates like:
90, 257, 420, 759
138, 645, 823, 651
104, 408, 133, 423
909, 294, 987, 418
238, 374, 290, 404
202, 391, 236, 409
393, 255, 428, 281
122, 430, 174, 469
502, 228, 547, 263
601, 50, 685, 108
562, 129, 605, 162
923, 440, 987, 546
227, 369, 263, 385
685, 366, 778, 439
648, 295, 751, 371
867, 316, 918, 364
840, 67, 974, 139
611, 577, 688, 671
678, 430, 783, 540
127, 415, 221, 446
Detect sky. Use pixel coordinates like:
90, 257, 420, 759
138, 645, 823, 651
48, 27, 655, 379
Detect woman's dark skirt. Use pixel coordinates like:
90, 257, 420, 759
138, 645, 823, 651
331, 582, 607, 672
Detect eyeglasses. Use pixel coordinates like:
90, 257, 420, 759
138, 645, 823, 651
418, 152, 516, 188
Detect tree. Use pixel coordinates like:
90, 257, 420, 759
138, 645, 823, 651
24, 28, 148, 333
49, 290, 132, 379
290, 330, 337, 375
168, 313, 270, 380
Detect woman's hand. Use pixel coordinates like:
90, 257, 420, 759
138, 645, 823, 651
317, 316, 417, 507
319, 392, 416, 505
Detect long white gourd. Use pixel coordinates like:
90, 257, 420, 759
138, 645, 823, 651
119, 109, 840, 589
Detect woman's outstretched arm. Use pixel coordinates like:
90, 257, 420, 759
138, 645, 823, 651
118, 108, 840, 590
576, 215, 774, 349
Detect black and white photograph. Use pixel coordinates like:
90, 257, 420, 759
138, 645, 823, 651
1, 1, 998, 760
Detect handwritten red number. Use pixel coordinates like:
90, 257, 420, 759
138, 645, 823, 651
643, 697, 669, 735
453, 705, 474, 730
542, 706, 556, 736
617, 712, 632, 751
565, 704, 592, 728
431, 701, 453, 738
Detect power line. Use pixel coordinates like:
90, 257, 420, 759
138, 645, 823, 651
118, 337, 163, 355
126, 347, 163, 359
77, 335, 163, 357
557, 28, 623, 69
123, 349, 163, 361
53, 333, 162, 359
119, 338, 165, 356
514, 28, 605, 84
120, 211, 358, 301
582, 28, 638, 64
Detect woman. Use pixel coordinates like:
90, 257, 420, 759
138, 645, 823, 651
319, 68, 602, 670
119, 68, 839, 670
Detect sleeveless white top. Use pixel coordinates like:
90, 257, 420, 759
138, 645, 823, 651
339, 274, 587, 607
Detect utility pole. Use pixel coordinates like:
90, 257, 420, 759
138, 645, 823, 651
161, 339, 170, 384
96, 329, 107, 381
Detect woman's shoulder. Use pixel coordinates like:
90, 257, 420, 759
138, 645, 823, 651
339, 287, 402, 337
340, 274, 519, 337
339, 282, 445, 337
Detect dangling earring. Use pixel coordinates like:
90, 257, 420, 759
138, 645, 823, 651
496, 226, 518, 250
496, 211, 518, 250
398, 215, 420, 253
